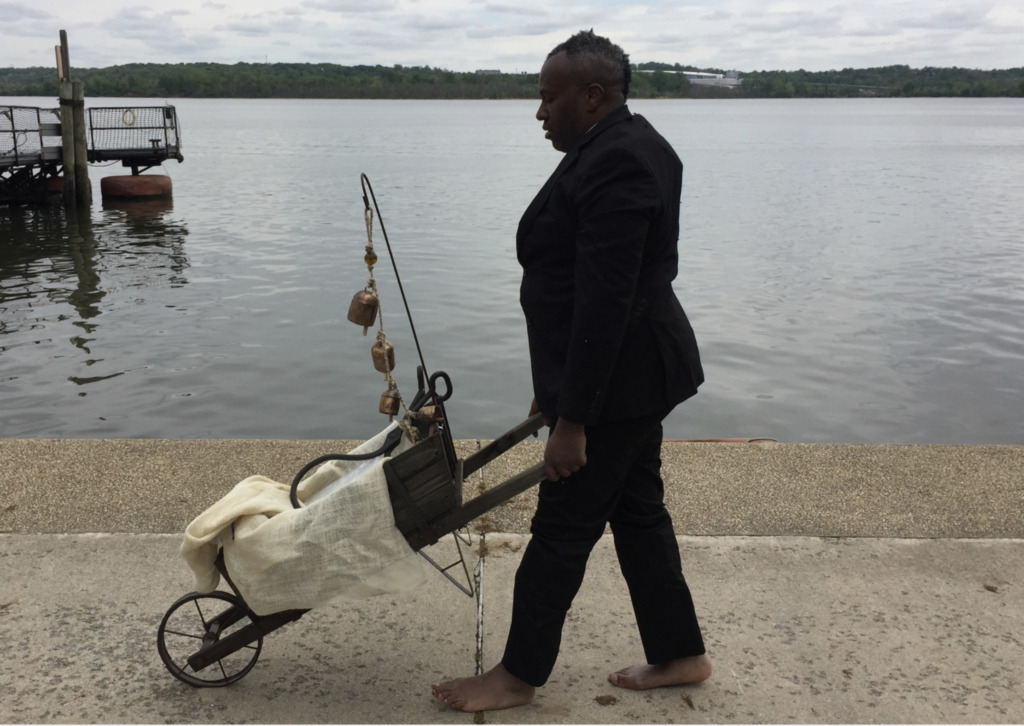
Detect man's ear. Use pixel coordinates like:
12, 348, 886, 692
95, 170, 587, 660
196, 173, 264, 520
584, 82, 606, 110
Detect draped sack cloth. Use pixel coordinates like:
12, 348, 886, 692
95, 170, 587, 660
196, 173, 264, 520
181, 423, 427, 615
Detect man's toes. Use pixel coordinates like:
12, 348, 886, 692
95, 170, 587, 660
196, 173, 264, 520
608, 668, 638, 689
431, 682, 456, 702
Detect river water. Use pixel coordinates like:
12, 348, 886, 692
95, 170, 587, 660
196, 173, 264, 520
1, 97, 1022, 443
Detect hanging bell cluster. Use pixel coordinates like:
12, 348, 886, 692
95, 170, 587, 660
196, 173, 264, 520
348, 207, 404, 419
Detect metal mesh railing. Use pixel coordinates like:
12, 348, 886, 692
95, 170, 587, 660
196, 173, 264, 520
0, 106, 62, 167
87, 106, 181, 153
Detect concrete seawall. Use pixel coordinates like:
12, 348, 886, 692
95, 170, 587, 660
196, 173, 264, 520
3, 438, 1022, 538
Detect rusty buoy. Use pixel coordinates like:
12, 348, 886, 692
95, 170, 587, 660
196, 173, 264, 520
100, 174, 172, 200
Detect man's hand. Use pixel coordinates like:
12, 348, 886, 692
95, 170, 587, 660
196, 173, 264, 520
544, 417, 586, 481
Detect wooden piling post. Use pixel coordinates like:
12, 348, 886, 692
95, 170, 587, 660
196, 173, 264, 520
59, 30, 71, 82
58, 80, 77, 207
56, 30, 90, 208
72, 81, 90, 206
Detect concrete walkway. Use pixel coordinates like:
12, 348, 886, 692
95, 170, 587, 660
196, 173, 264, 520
2, 437, 1023, 724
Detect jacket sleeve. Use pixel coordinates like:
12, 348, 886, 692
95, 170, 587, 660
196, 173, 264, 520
556, 143, 661, 424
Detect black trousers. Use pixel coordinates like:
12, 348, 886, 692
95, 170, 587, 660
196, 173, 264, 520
500, 413, 706, 687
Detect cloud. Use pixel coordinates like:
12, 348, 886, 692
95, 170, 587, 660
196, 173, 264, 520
213, 12, 307, 37
987, 4, 1024, 28
900, 7, 990, 31
0, 0, 55, 54
1, 0, 1022, 72
482, 2, 546, 17
85, 7, 224, 64
1, 1, 51, 20
303, 0, 399, 12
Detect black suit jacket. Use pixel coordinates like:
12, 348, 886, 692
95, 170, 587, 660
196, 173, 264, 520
517, 104, 703, 425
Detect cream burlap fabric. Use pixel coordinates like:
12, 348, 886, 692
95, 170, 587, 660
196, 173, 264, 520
181, 423, 426, 615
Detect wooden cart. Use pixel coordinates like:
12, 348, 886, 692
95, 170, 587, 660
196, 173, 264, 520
157, 369, 545, 687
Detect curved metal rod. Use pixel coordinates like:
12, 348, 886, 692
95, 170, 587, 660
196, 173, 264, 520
289, 426, 405, 509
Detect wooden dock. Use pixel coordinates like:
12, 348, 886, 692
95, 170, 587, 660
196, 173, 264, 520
1, 102, 183, 204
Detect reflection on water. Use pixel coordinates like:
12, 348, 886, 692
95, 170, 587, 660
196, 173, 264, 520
0, 199, 189, 434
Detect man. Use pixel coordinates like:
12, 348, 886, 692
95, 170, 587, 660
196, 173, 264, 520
433, 30, 711, 712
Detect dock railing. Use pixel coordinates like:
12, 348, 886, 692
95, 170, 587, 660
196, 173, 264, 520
87, 106, 184, 173
0, 105, 63, 170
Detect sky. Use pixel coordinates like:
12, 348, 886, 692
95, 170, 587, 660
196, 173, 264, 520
2, 0, 1023, 73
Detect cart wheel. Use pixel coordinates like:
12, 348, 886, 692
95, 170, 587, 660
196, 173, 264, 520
157, 591, 263, 687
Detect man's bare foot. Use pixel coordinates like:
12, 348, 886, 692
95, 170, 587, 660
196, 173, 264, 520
608, 654, 712, 690
432, 663, 536, 712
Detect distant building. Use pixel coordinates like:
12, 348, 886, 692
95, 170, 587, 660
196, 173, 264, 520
637, 69, 743, 87
474, 69, 501, 75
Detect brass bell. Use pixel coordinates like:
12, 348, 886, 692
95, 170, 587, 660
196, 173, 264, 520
371, 340, 395, 372
413, 405, 442, 425
379, 386, 401, 416
347, 289, 378, 335
407, 405, 441, 436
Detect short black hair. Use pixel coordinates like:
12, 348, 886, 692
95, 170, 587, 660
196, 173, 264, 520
548, 29, 631, 99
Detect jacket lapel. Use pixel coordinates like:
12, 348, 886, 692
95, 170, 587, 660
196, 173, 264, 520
517, 146, 578, 243
516, 105, 633, 245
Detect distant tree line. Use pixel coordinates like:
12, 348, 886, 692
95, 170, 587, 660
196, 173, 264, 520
2, 61, 1022, 99
737, 65, 1024, 97
1, 63, 538, 99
